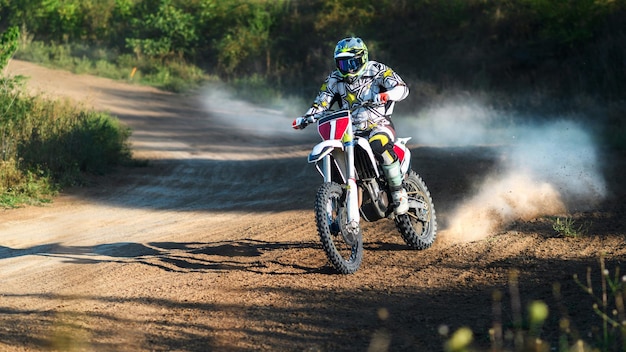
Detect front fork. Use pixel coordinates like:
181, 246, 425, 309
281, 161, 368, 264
322, 143, 360, 235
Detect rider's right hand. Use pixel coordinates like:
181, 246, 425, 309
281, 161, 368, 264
292, 116, 309, 130
373, 92, 389, 104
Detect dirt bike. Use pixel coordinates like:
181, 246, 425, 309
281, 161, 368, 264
297, 105, 437, 274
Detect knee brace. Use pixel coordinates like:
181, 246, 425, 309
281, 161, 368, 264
369, 134, 397, 165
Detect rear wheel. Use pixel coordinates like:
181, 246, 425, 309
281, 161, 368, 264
395, 171, 437, 249
314, 182, 363, 274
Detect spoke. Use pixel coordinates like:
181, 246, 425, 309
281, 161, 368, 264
405, 212, 420, 220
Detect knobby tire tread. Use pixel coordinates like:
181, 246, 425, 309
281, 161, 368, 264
314, 182, 363, 274
395, 171, 437, 250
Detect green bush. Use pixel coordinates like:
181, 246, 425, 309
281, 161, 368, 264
16, 98, 132, 181
3, 0, 624, 101
0, 24, 132, 207
0, 89, 132, 207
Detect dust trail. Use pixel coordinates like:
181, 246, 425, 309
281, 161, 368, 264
200, 86, 287, 135
398, 100, 607, 243
199, 84, 308, 141
398, 99, 511, 147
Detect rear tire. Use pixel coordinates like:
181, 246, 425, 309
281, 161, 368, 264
314, 182, 363, 274
395, 171, 437, 249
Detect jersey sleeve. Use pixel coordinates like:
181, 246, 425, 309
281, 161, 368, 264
379, 65, 409, 102
304, 74, 339, 116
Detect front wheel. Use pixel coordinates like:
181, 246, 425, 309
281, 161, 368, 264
395, 171, 437, 249
314, 182, 363, 274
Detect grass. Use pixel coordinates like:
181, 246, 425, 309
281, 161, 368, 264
13, 24, 308, 113
0, 76, 132, 208
4, 41, 626, 352
12, 23, 626, 152
551, 216, 592, 238
15, 27, 210, 93
1, 29, 214, 208
443, 256, 626, 351
0, 163, 56, 208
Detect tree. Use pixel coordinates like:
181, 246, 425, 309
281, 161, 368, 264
126, 0, 198, 59
0, 25, 18, 71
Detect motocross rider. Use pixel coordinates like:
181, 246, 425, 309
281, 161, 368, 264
292, 37, 410, 215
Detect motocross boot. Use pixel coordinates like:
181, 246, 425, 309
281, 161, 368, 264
382, 161, 408, 215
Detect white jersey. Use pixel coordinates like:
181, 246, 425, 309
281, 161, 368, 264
305, 60, 409, 131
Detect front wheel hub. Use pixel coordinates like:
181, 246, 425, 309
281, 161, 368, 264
341, 220, 360, 247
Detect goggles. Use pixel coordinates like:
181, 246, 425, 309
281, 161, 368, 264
336, 56, 363, 75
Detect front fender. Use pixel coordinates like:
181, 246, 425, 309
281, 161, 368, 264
308, 140, 344, 163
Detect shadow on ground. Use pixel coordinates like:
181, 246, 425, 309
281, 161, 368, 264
0, 253, 620, 351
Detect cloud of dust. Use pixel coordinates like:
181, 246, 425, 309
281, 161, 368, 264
398, 99, 510, 147
199, 84, 306, 139
200, 86, 285, 136
397, 100, 607, 243
199, 86, 607, 243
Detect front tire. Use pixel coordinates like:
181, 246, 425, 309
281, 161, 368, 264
314, 182, 363, 274
395, 171, 437, 249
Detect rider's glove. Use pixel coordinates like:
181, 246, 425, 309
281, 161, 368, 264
292, 116, 309, 130
373, 92, 389, 104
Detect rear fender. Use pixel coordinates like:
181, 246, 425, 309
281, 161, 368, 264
394, 137, 412, 174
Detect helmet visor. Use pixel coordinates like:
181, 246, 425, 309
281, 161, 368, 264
336, 57, 362, 75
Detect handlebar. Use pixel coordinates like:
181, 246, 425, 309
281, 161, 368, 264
304, 101, 384, 121
294, 100, 385, 130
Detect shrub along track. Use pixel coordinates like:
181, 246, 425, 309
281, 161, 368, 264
1, 60, 625, 351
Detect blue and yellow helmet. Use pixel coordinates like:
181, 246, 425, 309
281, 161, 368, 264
334, 37, 368, 78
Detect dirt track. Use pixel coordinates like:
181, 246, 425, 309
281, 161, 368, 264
1, 60, 625, 351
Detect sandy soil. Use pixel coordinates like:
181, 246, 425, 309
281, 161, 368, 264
1, 60, 625, 351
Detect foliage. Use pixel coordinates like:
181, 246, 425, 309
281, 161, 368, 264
552, 216, 592, 238
125, 0, 198, 59
1, 0, 626, 201
0, 16, 131, 207
0, 25, 17, 70
0, 23, 132, 207
17, 103, 132, 180
15, 37, 209, 92
0, 87, 132, 207
443, 258, 626, 351
519, 0, 617, 45
1, 0, 623, 99
573, 256, 626, 351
